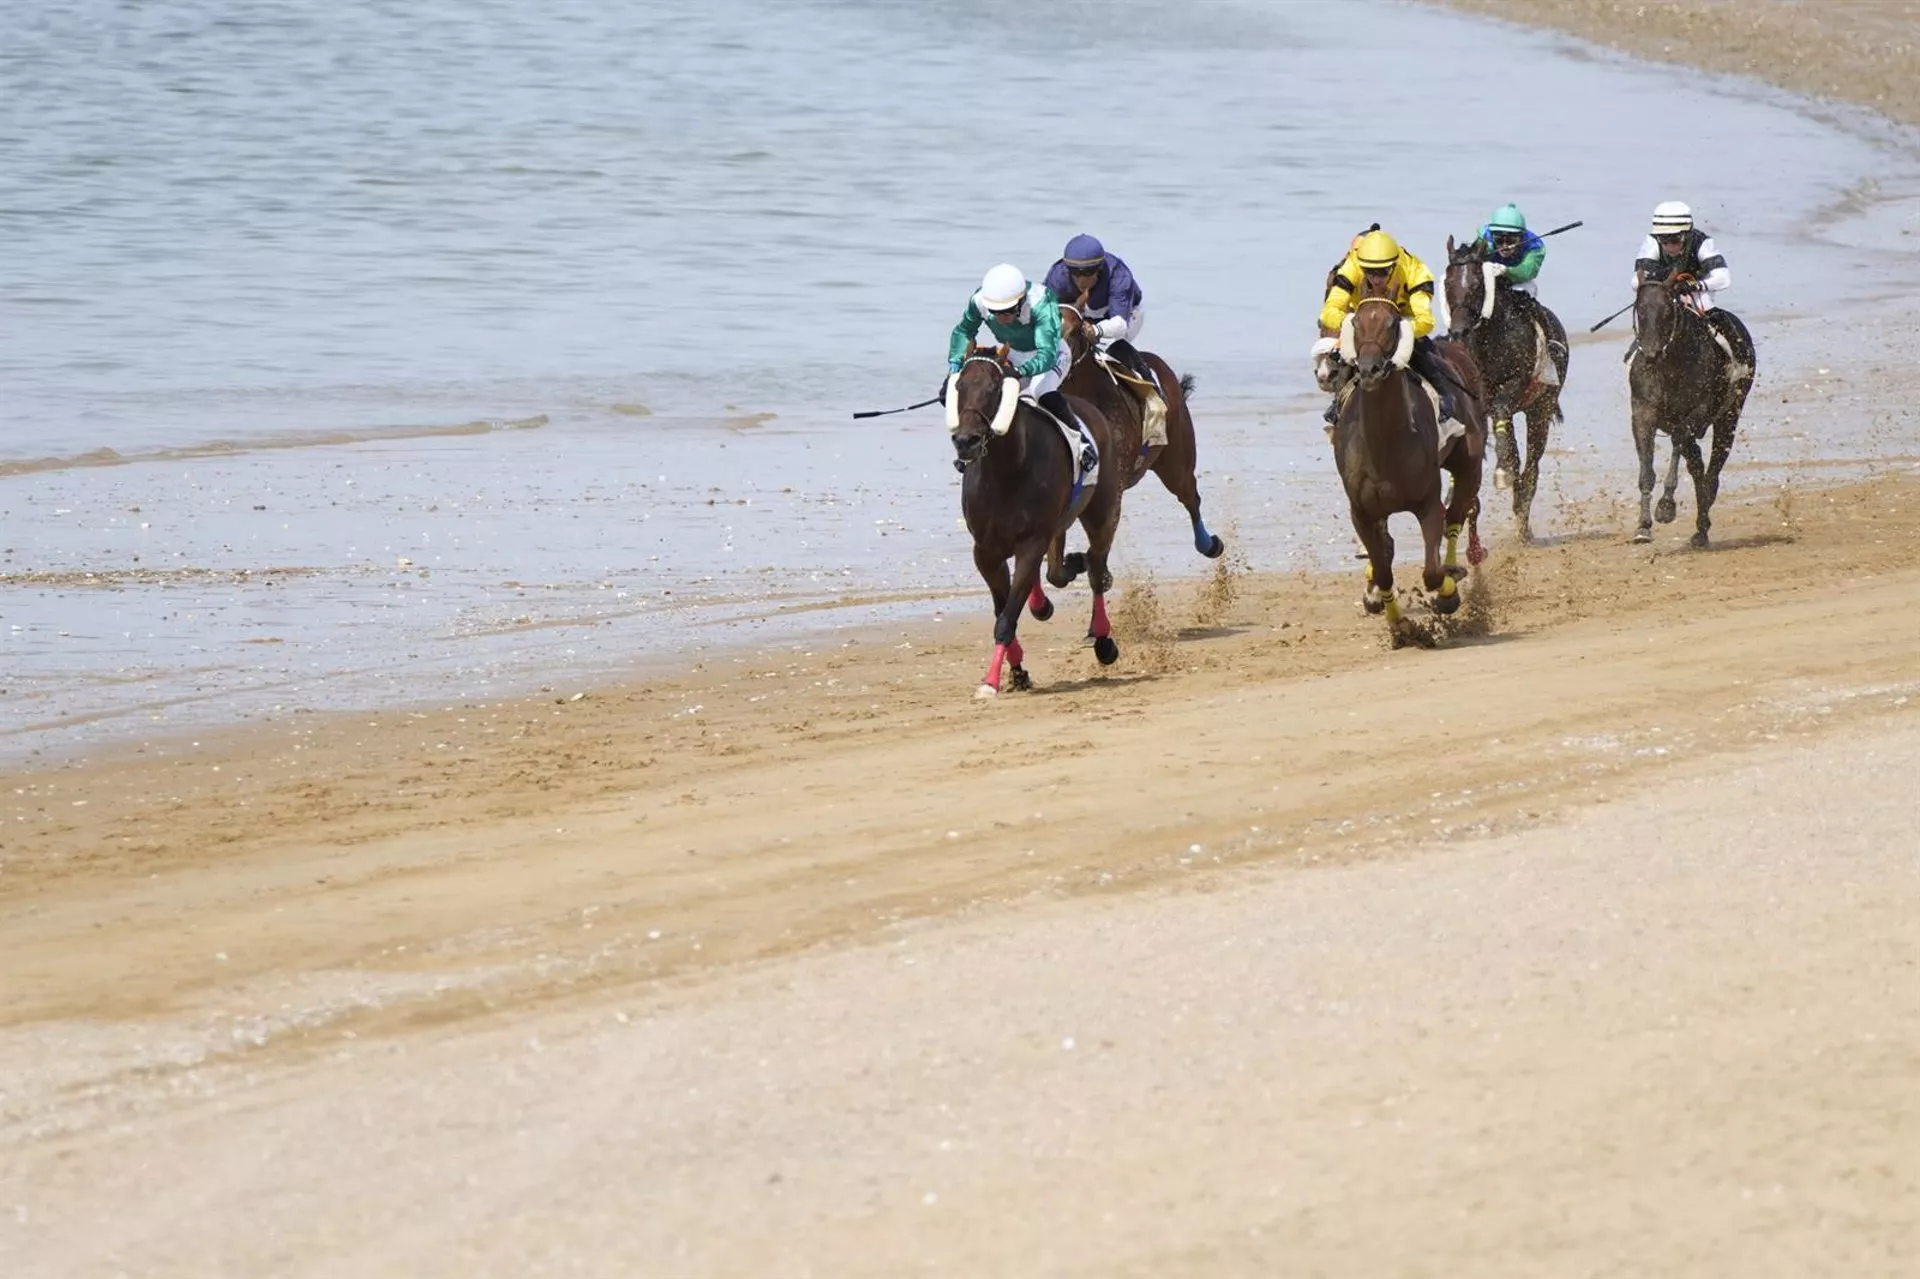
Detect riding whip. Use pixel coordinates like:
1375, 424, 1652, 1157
1589, 301, 1634, 332
852, 396, 940, 420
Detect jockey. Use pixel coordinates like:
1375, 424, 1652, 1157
1042, 233, 1146, 377
1314, 227, 1464, 425
1480, 203, 1546, 325
1633, 201, 1753, 369
946, 263, 1087, 457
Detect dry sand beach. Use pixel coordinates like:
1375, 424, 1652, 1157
6, 2, 1920, 1275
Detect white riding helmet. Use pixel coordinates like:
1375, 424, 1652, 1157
1650, 201, 1694, 235
978, 263, 1028, 312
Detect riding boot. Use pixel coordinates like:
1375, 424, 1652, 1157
1109, 338, 1150, 382
1408, 337, 1458, 423
1039, 391, 1096, 474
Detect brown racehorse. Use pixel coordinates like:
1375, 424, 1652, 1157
1057, 304, 1225, 562
1330, 274, 1487, 638
1443, 235, 1569, 543
1628, 274, 1756, 547
949, 349, 1124, 696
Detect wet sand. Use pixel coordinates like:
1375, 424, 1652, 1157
9, 4, 1920, 1275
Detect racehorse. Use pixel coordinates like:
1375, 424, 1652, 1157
1330, 273, 1487, 639
1058, 303, 1225, 561
1628, 274, 1756, 548
1443, 235, 1570, 543
949, 349, 1124, 696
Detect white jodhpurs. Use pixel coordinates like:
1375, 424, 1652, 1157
1011, 344, 1072, 398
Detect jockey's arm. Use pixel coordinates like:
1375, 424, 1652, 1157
1401, 255, 1438, 337
1316, 260, 1359, 335
1090, 261, 1136, 341
1014, 294, 1064, 379
948, 299, 985, 371
1696, 236, 1731, 292
1506, 235, 1546, 284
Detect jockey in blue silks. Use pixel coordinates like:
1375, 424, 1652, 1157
1043, 234, 1148, 378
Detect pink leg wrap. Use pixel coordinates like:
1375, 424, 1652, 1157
1090, 594, 1112, 639
1007, 637, 1024, 667
1027, 581, 1049, 612
983, 642, 1008, 690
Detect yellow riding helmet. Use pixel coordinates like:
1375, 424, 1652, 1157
1356, 229, 1401, 271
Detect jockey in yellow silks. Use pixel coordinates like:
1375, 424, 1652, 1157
1312, 228, 1461, 425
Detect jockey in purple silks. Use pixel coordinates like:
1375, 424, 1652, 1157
1043, 233, 1148, 379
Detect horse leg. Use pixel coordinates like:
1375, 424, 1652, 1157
1697, 413, 1738, 549
1515, 396, 1554, 545
1440, 452, 1482, 590
1631, 403, 1658, 543
1150, 388, 1224, 560
1079, 493, 1123, 667
1490, 394, 1519, 494
1655, 433, 1685, 525
980, 541, 1045, 697
1046, 523, 1087, 589
1032, 533, 1062, 620
1679, 431, 1714, 550
1354, 513, 1398, 623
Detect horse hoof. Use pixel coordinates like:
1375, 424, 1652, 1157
1516, 519, 1533, 545
1199, 534, 1225, 560
1362, 593, 1386, 616
1093, 636, 1120, 666
1009, 665, 1033, 692
1655, 498, 1677, 524
1690, 531, 1711, 550
1432, 588, 1462, 616
1029, 598, 1055, 622
1632, 527, 1653, 544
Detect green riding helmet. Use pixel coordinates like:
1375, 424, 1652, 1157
1487, 203, 1528, 234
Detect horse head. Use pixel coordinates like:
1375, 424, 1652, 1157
1632, 272, 1694, 361
1343, 274, 1413, 391
948, 347, 1019, 469
1058, 302, 1097, 365
1444, 235, 1491, 337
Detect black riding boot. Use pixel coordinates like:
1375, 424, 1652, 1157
1040, 391, 1096, 473
1408, 336, 1458, 422
1108, 338, 1150, 381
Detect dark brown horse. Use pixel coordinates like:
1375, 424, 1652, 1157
1058, 304, 1224, 561
949, 351, 1124, 696
1443, 235, 1569, 543
1628, 276, 1756, 547
1330, 277, 1486, 637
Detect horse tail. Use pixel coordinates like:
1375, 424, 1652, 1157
1179, 372, 1197, 400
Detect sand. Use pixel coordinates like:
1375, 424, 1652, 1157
7, 2, 1920, 1274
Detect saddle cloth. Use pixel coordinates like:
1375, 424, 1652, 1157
1530, 319, 1563, 389
1029, 396, 1101, 490
1094, 350, 1169, 448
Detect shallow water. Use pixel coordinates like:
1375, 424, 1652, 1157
5, 0, 1920, 760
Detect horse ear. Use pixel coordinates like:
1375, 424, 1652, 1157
1447, 234, 1455, 254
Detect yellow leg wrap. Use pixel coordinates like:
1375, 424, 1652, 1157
1494, 419, 1511, 435
1364, 561, 1374, 583
1444, 523, 1461, 568
1383, 593, 1402, 624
